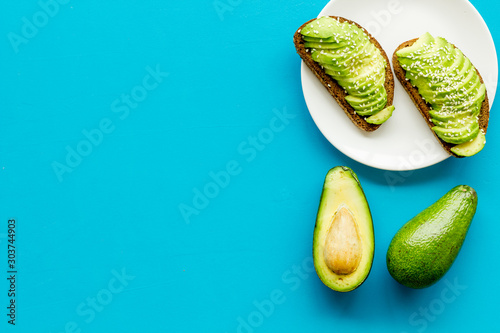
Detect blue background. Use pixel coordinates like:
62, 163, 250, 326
1, 0, 499, 332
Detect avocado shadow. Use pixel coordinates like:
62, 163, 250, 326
310, 276, 361, 315
310, 272, 393, 324
388, 275, 425, 303
309, 263, 432, 325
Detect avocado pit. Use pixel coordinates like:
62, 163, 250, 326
323, 206, 362, 275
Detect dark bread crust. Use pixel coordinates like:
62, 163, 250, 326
294, 16, 395, 132
392, 38, 490, 158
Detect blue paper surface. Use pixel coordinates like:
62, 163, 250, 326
1, 0, 499, 332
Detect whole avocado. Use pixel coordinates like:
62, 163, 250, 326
386, 185, 477, 289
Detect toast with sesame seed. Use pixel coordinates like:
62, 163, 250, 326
294, 16, 395, 132
393, 36, 490, 157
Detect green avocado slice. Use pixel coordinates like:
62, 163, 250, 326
301, 16, 394, 124
365, 105, 395, 124
396, 32, 487, 153
303, 35, 344, 43
431, 115, 475, 128
429, 109, 474, 122
433, 121, 479, 145
396, 32, 435, 58
345, 89, 387, 115
450, 130, 486, 157
304, 41, 349, 50
300, 16, 343, 38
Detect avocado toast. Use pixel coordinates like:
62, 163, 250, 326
294, 16, 395, 131
393, 33, 490, 157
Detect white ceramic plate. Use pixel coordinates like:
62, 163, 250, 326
301, 0, 497, 171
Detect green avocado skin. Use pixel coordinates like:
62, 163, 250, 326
386, 185, 477, 289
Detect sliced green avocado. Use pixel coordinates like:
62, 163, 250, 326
433, 48, 465, 82
304, 41, 349, 50
416, 48, 463, 98
345, 89, 385, 107
337, 59, 385, 85
300, 16, 343, 38
423, 59, 472, 95
430, 72, 481, 105
365, 105, 395, 124
429, 109, 473, 122
451, 130, 486, 157
453, 83, 486, 112
433, 83, 485, 113
301, 16, 394, 123
433, 121, 479, 145
399, 37, 450, 73
387, 185, 477, 289
431, 116, 475, 128
312, 39, 375, 70
303, 36, 343, 43
313, 166, 374, 292
355, 99, 388, 116
351, 76, 385, 97
346, 89, 387, 115
396, 32, 434, 58
396, 32, 487, 154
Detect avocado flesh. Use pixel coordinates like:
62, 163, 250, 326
432, 83, 485, 113
429, 49, 466, 88
433, 121, 479, 145
429, 109, 474, 122
301, 17, 392, 123
396, 32, 435, 57
301, 16, 343, 38
305, 30, 366, 50
345, 90, 385, 107
313, 166, 374, 292
399, 37, 450, 72
451, 130, 486, 156
320, 43, 378, 77
338, 59, 387, 114
386, 185, 477, 289
346, 90, 388, 116
430, 72, 481, 105
416, 49, 465, 98
365, 105, 395, 124
396, 32, 486, 155
351, 75, 385, 97
432, 115, 475, 128
304, 41, 349, 50
311, 39, 373, 66
303, 35, 345, 43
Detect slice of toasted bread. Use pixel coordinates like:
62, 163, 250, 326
393, 38, 490, 158
294, 16, 395, 132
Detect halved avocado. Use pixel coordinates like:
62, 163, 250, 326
313, 166, 374, 292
